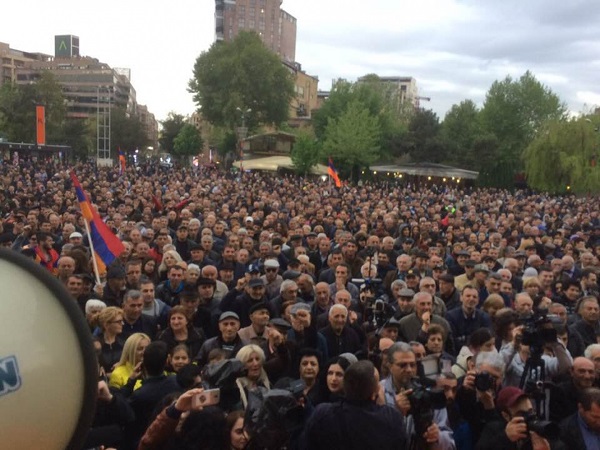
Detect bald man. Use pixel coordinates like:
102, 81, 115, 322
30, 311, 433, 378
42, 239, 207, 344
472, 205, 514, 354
551, 357, 596, 422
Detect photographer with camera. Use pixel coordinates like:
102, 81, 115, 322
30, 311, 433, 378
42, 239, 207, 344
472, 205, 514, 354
456, 351, 506, 445
503, 317, 572, 388
476, 386, 562, 450
381, 342, 455, 449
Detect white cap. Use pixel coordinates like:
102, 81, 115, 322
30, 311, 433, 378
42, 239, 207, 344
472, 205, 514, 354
245, 216, 254, 222
69, 232, 83, 239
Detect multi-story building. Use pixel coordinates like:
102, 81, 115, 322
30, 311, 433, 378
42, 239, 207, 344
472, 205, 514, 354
357, 75, 420, 109
0, 41, 51, 87
215, 0, 297, 62
283, 61, 318, 126
137, 104, 159, 152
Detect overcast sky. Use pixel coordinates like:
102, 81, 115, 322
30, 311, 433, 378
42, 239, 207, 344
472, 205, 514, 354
2, 0, 599, 122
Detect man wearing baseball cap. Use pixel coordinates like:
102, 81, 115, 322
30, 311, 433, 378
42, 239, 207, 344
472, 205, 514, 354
477, 386, 556, 450
194, 311, 243, 368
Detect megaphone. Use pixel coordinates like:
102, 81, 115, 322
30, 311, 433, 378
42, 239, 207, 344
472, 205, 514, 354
0, 248, 97, 449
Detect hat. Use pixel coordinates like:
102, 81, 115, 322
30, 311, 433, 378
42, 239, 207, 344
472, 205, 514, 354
307, 231, 317, 237
249, 302, 270, 316
383, 317, 402, 328
496, 387, 528, 412
514, 251, 527, 258
271, 237, 283, 247
246, 263, 260, 274
106, 265, 126, 279
290, 234, 302, 241
189, 242, 203, 251
245, 216, 254, 223
264, 259, 280, 269
282, 270, 302, 280
219, 311, 240, 322
339, 353, 358, 365
523, 267, 538, 278
416, 251, 429, 259
456, 251, 470, 257
405, 269, 419, 278
465, 259, 477, 267
196, 277, 216, 286
439, 273, 455, 283
403, 238, 414, 245
399, 288, 415, 297
0, 233, 14, 244
474, 264, 490, 273
290, 302, 311, 315
482, 256, 495, 263
248, 278, 266, 288
269, 318, 291, 331
69, 231, 83, 239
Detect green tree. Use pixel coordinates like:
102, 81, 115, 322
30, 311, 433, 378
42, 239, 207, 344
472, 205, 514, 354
523, 118, 600, 193
189, 31, 294, 128
441, 100, 482, 169
323, 100, 381, 182
312, 77, 408, 161
479, 71, 567, 185
405, 109, 447, 162
159, 112, 186, 153
173, 124, 203, 163
110, 107, 148, 154
0, 71, 66, 143
60, 117, 95, 160
291, 128, 321, 175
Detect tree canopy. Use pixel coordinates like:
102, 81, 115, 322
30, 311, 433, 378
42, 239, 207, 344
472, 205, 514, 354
322, 100, 381, 180
189, 31, 294, 129
523, 118, 600, 193
159, 112, 186, 153
0, 71, 66, 143
291, 128, 320, 175
110, 107, 148, 154
173, 124, 203, 162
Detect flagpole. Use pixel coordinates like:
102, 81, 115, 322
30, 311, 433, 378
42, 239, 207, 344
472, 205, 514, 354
83, 217, 102, 286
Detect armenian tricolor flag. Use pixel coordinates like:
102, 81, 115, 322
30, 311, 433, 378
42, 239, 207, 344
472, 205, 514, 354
328, 157, 342, 188
118, 148, 126, 174
70, 171, 124, 276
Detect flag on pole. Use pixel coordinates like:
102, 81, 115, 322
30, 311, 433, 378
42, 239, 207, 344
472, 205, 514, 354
70, 171, 124, 275
328, 157, 342, 188
118, 148, 126, 174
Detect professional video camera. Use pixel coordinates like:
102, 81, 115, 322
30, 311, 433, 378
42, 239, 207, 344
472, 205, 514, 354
201, 358, 247, 411
519, 309, 561, 350
408, 378, 447, 438
244, 384, 306, 450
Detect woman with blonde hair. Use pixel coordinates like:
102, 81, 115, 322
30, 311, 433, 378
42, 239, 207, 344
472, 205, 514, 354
90, 306, 124, 374
109, 332, 151, 389
158, 249, 184, 281
235, 344, 271, 409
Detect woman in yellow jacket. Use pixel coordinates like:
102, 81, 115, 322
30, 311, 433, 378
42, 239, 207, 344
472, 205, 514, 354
109, 332, 151, 390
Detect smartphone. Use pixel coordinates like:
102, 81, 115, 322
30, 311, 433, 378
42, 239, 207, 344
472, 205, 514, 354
192, 388, 221, 408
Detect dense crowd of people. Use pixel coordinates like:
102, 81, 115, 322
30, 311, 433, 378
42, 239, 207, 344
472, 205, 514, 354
2, 157, 600, 449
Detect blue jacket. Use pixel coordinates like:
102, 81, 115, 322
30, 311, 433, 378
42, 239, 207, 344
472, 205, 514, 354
446, 307, 491, 352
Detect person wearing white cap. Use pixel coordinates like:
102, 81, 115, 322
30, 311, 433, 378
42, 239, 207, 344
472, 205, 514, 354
261, 258, 282, 300
69, 231, 84, 245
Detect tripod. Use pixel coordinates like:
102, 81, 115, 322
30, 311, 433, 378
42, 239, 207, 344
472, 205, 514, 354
519, 345, 548, 420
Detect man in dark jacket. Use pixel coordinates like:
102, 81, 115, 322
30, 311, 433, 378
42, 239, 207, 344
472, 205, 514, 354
194, 311, 244, 367
446, 285, 491, 354
302, 360, 407, 450
121, 289, 157, 341
477, 386, 559, 450
318, 304, 362, 358
155, 265, 185, 306
560, 387, 600, 450
127, 341, 180, 448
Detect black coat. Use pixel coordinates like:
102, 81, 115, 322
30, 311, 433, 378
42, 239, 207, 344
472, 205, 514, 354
318, 325, 362, 358
559, 413, 586, 450
302, 400, 406, 450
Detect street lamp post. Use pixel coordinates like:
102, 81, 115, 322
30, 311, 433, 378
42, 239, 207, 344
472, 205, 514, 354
236, 107, 251, 176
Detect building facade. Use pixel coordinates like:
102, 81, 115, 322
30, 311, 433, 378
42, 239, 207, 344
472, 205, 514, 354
283, 61, 319, 127
215, 0, 297, 62
357, 75, 420, 108
0, 41, 51, 87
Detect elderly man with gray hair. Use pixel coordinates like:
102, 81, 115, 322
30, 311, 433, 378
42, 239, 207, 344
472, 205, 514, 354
318, 304, 363, 358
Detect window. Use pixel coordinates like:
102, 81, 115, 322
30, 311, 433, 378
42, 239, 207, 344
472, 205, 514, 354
239, 5, 245, 15
238, 17, 245, 28
249, 18, 255, 28
249, 5, 255, 16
